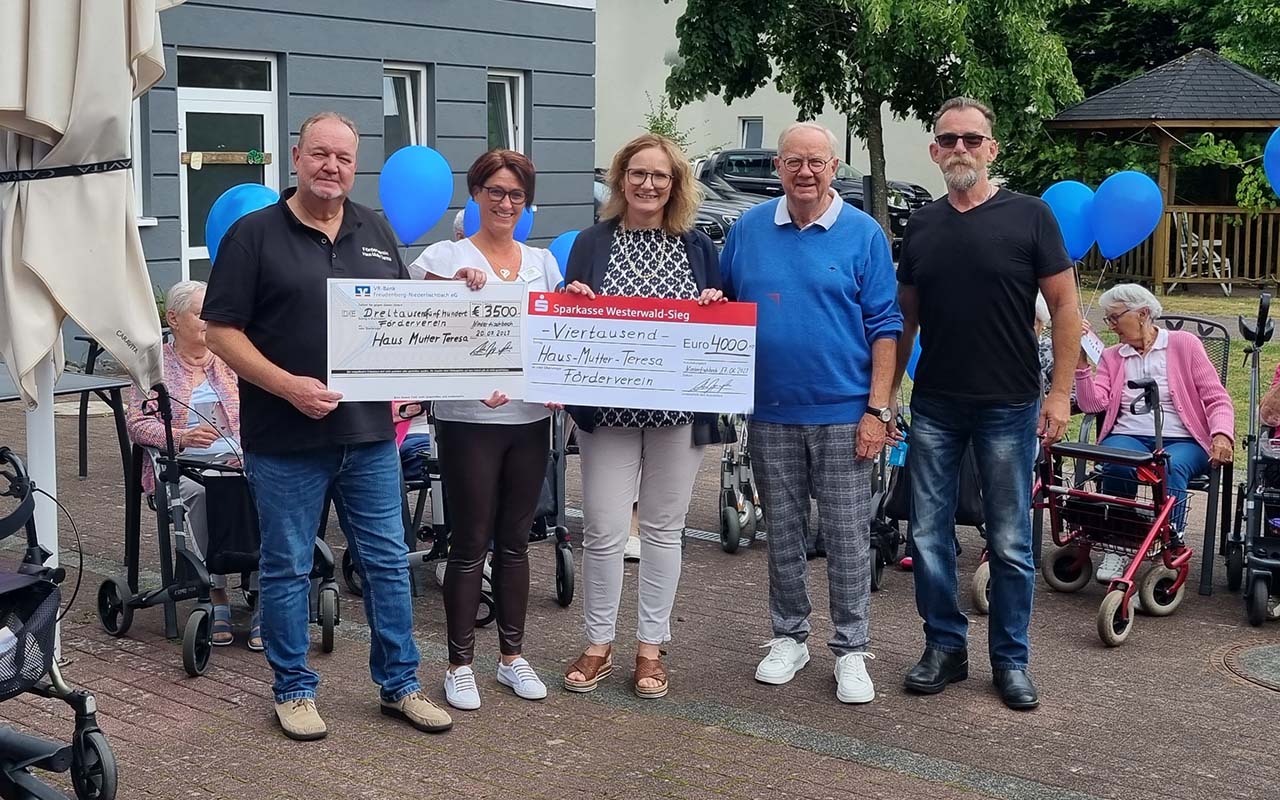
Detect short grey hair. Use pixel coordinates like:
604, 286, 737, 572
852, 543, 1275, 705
1034, 292, 1051, 328
298, 111, 359, 147
777, 122, 840, 158
933, 97, 996, 134
165, 280, 207, 317
1099, 283, 1163, 320
453, 209, 466, 241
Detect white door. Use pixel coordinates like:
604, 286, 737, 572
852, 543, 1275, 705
177, 52, 278, 281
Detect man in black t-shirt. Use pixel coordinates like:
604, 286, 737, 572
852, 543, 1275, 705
203, 112, 452, 740
892, 98, 1081, 711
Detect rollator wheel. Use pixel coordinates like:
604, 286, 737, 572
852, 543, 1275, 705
869, 545, 886, 592
341, 549, 363, 598
970, 561, 991, 616
182, 607, 212, 677
476, 591, 496, 628
1097, 589, 1134, 647
1138, 566, 1184, 617
318, 588, 338, 653
1043, 545, 1093, 593
555, 544, 575, 607
71, 730, 117, 800
720, 506, 741, 554
741, 501, 758, 545
1247, 577, 1270, 627
1226, 543, 1244, 593
95, 578, 133, 637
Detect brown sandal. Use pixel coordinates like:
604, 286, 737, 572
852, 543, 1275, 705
564, 648, 612, 693
633, 655, 669, 699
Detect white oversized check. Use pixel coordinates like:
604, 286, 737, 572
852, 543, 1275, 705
327, 279, 526, 401
522, 292, 757, 414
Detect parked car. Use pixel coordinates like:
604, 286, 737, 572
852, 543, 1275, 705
694, 148, 932, 241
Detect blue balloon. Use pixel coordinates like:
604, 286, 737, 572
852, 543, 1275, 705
1041, 181, 1096, 261
548, 230, 579, 273
905, 338, 922, 381
462, 197, 535, 242
205, 183, 279, 265
379, 145, 453, 244
1265, 128, 1280, 199
1090, 171, 1163, 260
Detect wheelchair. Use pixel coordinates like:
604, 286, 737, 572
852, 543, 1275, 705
717, 414, 762, 554
96, 384, 340, 677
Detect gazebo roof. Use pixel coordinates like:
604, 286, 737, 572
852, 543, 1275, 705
1048, 49, 1280, 129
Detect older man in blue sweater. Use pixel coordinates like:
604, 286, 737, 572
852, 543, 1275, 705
720, 121, 902, 704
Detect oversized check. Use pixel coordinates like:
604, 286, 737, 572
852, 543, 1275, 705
327, 279, 526, 401
522, 292, 756, 414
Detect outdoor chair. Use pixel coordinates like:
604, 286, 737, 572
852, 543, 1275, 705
1171, 211, 1232, 297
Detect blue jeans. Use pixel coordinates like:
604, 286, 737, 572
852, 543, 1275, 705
1098, 435, 1208, 532
244, 441, 421, 704
399, 433, 431, 481
908, 395, 1039, 670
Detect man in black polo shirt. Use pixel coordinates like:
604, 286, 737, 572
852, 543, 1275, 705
203, 111, 452, 740
892, 97, 1081, 711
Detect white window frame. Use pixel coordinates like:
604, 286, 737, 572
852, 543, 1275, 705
739, 116, 764, 149
383, 63, 428, 158
176, 49, 279, 282
130, 98, 156, 227
487, 70, 525, 152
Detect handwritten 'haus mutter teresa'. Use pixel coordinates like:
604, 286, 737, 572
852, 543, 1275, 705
522, 292, 757, 414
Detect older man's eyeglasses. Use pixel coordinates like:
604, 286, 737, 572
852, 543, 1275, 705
934, 133, 994, 150
481, 185, 527, 205
625, 169, 673, 189
779, 157, 833, 174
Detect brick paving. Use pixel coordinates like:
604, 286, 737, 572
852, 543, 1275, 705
1, 404, 1278, 800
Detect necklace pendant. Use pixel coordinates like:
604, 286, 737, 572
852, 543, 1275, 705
499, 268, 511, 279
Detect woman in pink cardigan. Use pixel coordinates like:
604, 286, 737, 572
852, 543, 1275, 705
125, 281, 258, 650
1075, 283, 1234, 582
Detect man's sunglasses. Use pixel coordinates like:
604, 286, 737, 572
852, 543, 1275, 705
934, 133, 995, 149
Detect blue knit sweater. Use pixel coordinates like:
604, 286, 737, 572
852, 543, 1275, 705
719, 198, 903, 424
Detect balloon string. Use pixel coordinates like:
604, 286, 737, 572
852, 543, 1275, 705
1076, 258, 1109, 323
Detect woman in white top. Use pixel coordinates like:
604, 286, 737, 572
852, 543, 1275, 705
408, 149, 562, 711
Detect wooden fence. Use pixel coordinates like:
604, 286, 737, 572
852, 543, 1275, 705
1079, 206, 1280, 292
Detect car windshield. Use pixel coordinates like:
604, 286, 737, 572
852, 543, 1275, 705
835, 163, 864, 180
700, 182, 724, 200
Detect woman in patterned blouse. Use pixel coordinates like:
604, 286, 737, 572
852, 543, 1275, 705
560, 133, 725, 699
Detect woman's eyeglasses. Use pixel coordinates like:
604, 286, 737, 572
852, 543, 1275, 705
779, 157, 833, 174
481, 185, 527, 205
625, 169, 673, 189
934, 133, 994, 150
1102, 308, 1136, 327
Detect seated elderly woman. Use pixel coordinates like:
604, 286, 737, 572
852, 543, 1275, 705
125, 280, 259, 650
1257, 364, 1280, 429
1074, 283, 1235, 582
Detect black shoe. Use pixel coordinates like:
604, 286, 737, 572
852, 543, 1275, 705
903, 648, 968, 694
992, 669, 1039, 710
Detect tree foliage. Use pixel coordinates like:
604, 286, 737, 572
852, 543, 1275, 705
663, 0, 1081, 229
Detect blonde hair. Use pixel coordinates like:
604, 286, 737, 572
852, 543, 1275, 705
600, 133, 701, 236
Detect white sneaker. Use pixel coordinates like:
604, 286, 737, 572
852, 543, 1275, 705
1095, 552, 1125, 583
754, 637, 810, 685
443, 666, 481, 710
834, 652, 876, 704
434, 556, 492, 587
623, 536, 642, 562
496, 657, 547, 700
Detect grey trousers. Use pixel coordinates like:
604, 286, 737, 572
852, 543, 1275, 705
749, 421, 872, 656
578, 425, 705, 645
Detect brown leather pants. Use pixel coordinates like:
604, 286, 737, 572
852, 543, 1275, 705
434, 417, 549, 665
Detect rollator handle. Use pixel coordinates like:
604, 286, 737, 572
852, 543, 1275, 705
1239, 292, 1273, 348
1127, 378, 1164, 451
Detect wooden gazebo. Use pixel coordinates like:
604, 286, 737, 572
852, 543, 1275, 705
1047, 49, 1280, 293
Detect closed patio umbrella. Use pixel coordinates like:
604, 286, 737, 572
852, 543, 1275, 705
0, 0, 183, 563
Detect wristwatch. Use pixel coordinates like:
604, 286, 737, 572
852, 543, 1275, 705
865, 406, 893, 423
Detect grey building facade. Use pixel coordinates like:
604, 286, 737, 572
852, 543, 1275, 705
134, 0, 596, 291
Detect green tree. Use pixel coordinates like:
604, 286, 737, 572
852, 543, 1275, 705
663, 0, 1081, 233
641, 92, 696, 153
